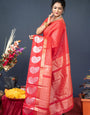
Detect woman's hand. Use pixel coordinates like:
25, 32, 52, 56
47, 13, 54, 25
29, 35, 33, 40
36, 13, 54, 35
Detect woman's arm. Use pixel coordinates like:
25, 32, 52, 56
29, 24, 48, 39
36, 13, 54, 35
29, 13, 54, 39
36, 22, 48, 35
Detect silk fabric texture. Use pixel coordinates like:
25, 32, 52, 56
23, 18, 73, 115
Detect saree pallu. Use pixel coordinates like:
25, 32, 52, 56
23, 18, 73, 115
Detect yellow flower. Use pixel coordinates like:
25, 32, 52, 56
5, 88, 26, 99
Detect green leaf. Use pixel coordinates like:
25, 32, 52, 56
0, 66, 3, 72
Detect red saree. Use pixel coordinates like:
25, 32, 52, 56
23, 18, 73, 115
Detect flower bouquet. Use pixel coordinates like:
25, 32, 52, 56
80, 74, 90, 99
79, 71, 90, 115
0, 28, 25, 72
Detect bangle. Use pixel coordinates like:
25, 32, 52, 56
44, 22, 48, 27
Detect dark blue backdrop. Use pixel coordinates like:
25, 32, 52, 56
0, 0, 90, 97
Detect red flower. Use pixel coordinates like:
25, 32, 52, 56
9, 54, 14, 58
13, 52, 16, 55
3, 60, 9, 66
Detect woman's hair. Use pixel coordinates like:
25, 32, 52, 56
51, 0, 66, 10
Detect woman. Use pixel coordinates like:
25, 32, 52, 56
23, 0, 73, 115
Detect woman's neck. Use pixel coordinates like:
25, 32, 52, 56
54, 15, 62, 21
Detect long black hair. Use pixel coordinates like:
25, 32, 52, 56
51, 0, 66, 10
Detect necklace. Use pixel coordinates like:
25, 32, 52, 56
54, 15, 62, 21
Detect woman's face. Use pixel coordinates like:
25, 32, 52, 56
52, 2, 63, 17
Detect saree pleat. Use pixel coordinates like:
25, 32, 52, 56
23, 18, 73, 115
